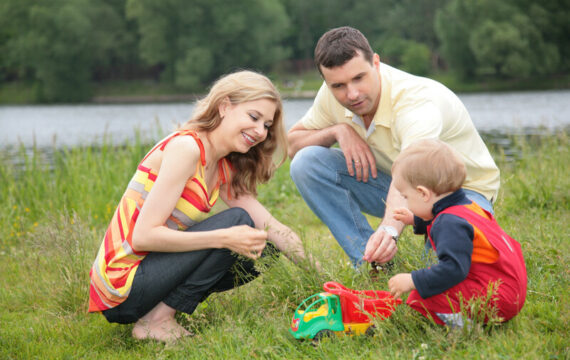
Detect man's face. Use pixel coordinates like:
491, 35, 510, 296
320, 51, 381, 121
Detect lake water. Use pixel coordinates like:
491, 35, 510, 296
1, 89, 569, 150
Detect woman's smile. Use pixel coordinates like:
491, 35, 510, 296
242, 132, 256, 146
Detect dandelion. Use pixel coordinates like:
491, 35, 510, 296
25, 208, 30, 212
421, 343, 428, 350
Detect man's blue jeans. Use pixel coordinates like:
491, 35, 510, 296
290, 146, 494, 265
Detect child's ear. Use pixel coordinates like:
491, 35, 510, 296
416, 185, 432, 202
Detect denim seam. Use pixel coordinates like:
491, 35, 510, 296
336, 169, 388, 192
336, 170, 373, 260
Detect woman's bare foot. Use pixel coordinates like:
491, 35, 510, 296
132, 302, 191, 343
132, 317, 191, 343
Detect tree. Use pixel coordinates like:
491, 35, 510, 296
375, 0, 448, 51
435, 0, 563, 79
279, 0, 396, 65
127, 0, 290, 91
401, 42, 431, 76
280, 0, 350, 61
1, 0, 133, 102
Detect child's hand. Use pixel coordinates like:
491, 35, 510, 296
388, 273, 415, 300
393, 207, 414, 225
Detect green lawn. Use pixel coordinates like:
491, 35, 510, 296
0, 133, 568, 359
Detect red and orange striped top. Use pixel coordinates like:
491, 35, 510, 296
88, 130, 232, 312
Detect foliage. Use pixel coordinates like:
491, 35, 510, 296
400, 42, 432, 76
0, 133, 568, 359
435, 0, 565, 79
279, 0, 359, 60
0, 0, 568, 103
1, 0, 133, 102
280, 0, 444, 71
126, 0, 290, 91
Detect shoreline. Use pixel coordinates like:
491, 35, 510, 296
90, 90, 318, 104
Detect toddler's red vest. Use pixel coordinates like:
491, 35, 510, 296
426, 203, 527, 321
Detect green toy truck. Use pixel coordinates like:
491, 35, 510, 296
289, 282, 402, 340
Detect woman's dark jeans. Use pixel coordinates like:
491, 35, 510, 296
102, 207, 278, 324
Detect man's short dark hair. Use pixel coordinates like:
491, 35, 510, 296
314, 26, 374, 74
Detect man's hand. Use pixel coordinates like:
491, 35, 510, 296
336, 124, 377, 182
363, 182, 407, 263
362, 226, 398, 264
388, 273, 415, 300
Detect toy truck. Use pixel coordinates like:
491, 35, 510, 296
289, 281, 402, 340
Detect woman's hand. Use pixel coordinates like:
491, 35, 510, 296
393, 207, 414, 225
388, 273, 415, 300
221, 191, 314, 266
221, 225, 268, 260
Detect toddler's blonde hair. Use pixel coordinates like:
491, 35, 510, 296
392, 139, 466, 195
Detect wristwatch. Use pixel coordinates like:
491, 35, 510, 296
379, 225, 399, 243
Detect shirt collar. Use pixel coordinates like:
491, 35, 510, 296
431, 189, 470, 216
349, 112, 376, 138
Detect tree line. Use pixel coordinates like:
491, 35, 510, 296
1, 0, 568, 102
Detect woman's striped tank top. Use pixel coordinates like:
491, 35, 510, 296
88, 130, 232, 312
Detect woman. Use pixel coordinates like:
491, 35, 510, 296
89, 70, 310, 342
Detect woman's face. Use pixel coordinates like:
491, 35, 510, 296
219, 98, 277, 153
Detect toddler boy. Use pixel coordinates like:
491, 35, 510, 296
387, 139, 526, 327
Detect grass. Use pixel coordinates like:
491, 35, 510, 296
0, 81, 37, 104
0, 132, 568, 359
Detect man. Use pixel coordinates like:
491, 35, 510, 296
288, 26, 500, 266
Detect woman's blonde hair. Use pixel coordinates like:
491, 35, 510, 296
179, 70, 286, 196
392, 139, 466, 195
